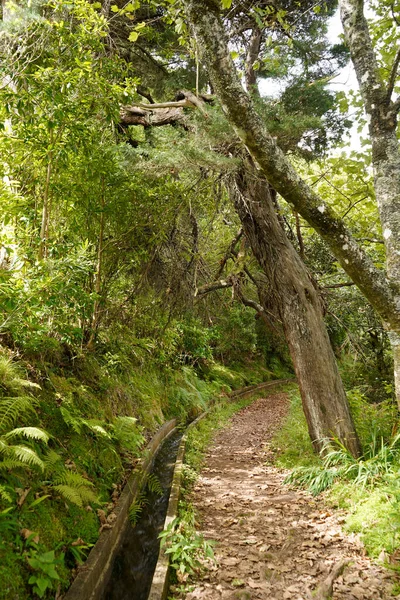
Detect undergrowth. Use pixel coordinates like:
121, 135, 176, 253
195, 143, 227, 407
0, 346, 271, 599
273, 386, 400, 562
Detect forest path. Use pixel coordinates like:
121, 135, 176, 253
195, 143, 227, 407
178, 393, 398, 600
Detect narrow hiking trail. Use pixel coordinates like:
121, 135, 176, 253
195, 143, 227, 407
177, 393, 399, 600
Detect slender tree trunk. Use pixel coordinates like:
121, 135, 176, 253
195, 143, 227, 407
230, 164, 360, 456
38, 154, 52, 260
245, 29, 262, 98
87, 177, 106, 349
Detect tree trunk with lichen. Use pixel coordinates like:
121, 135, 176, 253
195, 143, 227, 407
230, 164, 360, 456
339, 0, 400, 404
182, 0, 400, 407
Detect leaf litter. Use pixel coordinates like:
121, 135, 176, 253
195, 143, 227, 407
174, 393, 400, 600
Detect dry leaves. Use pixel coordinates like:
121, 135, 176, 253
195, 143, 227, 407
174, 394, 399, 600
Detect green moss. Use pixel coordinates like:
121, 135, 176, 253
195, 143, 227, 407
328, 483, 398, 557
0, 549, 27, 600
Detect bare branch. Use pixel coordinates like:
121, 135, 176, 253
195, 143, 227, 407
341, 195, 368, 219
391, 3, 400, 28
386, 46, 400, 104
245, 28, 262, 96
136, 85, 155, 104
321, 281, 356, 289
355, 237, 384, 244
195, 278, 233, 296
214, 228, 243, 279
129, 100, 193, 111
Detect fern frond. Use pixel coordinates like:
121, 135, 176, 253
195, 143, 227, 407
129, 492, 148, 525
113, 416, 145, 453
147, 473, 163, 496
0, 458, 27, 470
52, 471, 98, 506
17, 380, 41, 390
53, 484, 84, 507
0, 484, 11, 502
4, 427, 49, 443
0, 357, 37, 394
43, 449, 63, 474
54, 471, 94, 488
84, 421, 111, 439
10, 445, 44, 470
75, 486, 97, 504
0, 396, 36, 432
60, 406, 82, 434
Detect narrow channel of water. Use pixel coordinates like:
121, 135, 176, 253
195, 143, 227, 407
102, 429, 182, 600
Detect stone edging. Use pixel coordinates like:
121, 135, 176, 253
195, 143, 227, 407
148, 412, 207, 600
64, 418, 177, 600
228, 378, 295, 399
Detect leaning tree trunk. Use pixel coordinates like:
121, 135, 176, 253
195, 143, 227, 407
230, 164, 360, 456
182, 0, 400, 407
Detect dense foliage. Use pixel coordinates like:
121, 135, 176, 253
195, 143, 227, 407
0, 0, 399, 596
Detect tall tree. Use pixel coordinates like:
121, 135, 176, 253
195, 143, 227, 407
230, 159, 360, 455
339, 0, 400, 411
182, 0, 400, 407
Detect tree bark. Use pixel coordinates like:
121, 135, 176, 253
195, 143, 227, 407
339, 0, 400, 405
38, 153, 52, 260
87, 177, 106, 349
245, 28, 262, 98
230, 163, 360, 456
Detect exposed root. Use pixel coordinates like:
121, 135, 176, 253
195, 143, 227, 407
312, 559, 350, 600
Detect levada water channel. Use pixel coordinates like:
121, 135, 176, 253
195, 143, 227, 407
102, 428, 183, 600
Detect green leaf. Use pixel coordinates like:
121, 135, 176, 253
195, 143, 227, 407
28, 495, 51, 509
110, 4, 119, 11
128, 32, 139, 42
221, 0, 232, 7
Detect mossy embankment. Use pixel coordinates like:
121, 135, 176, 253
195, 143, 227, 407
0, 346, 278, 599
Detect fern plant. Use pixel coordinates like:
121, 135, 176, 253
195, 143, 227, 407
51, 471, 97, 507
0, 356, 49, 502
43, 449, 99, 507
112, 416, 145, 455
60, 398, 111, 439
129, 491, 148, 525
147, 473, 163, 496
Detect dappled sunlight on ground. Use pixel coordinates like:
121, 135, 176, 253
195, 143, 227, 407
178, 395, 398, 600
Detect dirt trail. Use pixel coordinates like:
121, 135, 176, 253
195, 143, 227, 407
180, 393, 398, 600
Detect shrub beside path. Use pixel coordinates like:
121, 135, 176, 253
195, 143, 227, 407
178, 393, 399, 600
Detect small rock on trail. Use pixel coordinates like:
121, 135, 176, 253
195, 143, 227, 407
176, 393, 399, 600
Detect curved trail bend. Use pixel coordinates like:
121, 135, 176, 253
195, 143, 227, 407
178, 393, 398, 600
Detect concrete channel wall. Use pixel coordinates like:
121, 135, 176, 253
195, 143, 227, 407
228, 378, 295, 400
148, 412, 207, 600
64, 419, 177, 600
